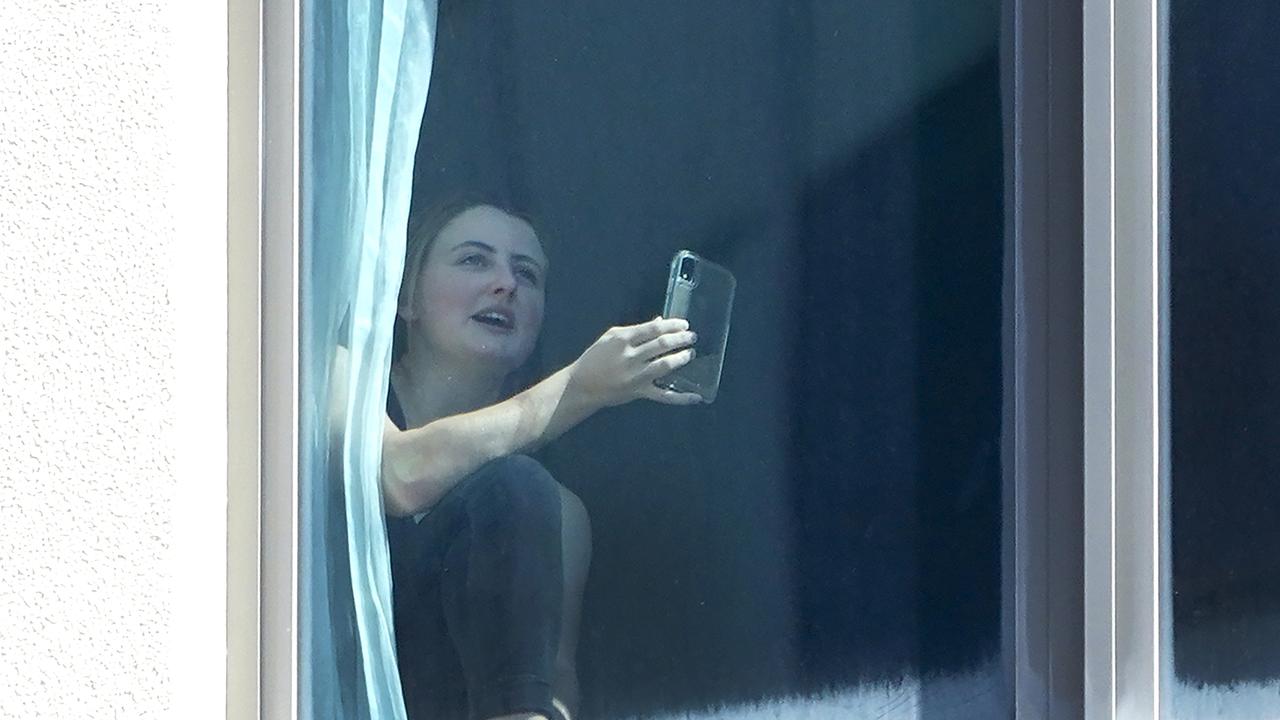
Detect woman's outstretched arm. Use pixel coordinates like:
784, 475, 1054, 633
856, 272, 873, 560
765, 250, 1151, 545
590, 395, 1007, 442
380, 362, 595, 515
332, 317, 700, 517
383, 316, 699, 515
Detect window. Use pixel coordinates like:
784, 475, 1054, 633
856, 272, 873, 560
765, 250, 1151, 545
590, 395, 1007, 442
231, 0, 1278, 718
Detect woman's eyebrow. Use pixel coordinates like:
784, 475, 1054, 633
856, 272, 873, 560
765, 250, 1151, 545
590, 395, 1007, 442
451, 240, 496, 254
451, 240, 545, 271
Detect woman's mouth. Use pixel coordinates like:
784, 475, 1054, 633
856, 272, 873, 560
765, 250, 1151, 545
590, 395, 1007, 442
471, 309, 516, 332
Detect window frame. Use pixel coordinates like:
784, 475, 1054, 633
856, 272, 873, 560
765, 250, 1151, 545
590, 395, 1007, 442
228, 0, 299, 717
234, 0, 1177, 717
227, 0, 261, 717
258, 0, 302, 716
1006, 0, 1087, 716
1083, 0, 1166, 718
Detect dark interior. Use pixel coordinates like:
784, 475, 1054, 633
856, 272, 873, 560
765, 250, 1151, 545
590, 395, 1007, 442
1169, 0, 1280, 686
411, 2, 1006, 716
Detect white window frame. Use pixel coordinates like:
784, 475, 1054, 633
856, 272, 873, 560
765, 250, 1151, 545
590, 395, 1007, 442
171, 0, 235, 717
228, 0, 299, 718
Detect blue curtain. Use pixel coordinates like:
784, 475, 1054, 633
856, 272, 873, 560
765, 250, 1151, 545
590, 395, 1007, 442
300, 1, 438, 718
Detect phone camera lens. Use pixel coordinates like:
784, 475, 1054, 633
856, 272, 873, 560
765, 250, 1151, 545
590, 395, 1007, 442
678, 256, 697, 282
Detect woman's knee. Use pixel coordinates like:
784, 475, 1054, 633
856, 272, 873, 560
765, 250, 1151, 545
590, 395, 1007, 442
468, 454, 563, 532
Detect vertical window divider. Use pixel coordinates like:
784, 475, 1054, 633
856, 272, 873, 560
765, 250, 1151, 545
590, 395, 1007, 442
260, 0, 301, 717
228, 0, 265, 717
1084, 0, 1164, 718
1083, 0, 1117, 714
1007, 0, 1085, 716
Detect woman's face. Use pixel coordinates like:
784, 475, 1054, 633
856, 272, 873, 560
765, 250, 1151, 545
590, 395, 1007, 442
406, 205, 548, 374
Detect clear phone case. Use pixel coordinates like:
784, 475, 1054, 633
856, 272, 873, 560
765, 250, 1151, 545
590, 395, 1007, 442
659, 250, 736, 403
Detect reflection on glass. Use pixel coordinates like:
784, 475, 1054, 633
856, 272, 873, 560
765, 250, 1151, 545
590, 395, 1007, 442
1167, 2, 1280, 717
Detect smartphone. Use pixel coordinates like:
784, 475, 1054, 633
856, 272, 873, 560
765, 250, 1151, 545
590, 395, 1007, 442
658, 250, 736, 403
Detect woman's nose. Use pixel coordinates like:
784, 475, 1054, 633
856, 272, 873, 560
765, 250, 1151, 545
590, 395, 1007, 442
491, 267, 518, 296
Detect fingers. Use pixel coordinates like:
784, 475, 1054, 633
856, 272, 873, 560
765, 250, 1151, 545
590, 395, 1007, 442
633, 329, 697, 361
621, 316, 689, 346
640, 383, 704, 405
637, 347, 695, 382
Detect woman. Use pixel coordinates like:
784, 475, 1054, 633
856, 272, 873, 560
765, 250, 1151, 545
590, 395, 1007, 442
372, 198, 700, 720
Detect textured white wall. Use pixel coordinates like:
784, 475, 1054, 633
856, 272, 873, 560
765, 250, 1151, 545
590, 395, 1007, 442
1, 1, 226, 717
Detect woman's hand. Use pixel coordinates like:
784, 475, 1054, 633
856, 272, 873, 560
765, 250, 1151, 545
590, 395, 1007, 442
567, 316, 703, 409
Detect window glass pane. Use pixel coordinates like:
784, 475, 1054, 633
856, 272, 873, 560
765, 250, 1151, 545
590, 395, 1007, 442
1167, 2, 1280, 716
306, 1, 1012, 718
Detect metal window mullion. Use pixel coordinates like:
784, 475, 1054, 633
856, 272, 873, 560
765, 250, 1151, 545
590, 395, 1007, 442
1084, 0, 1163, 718
228, 0, 265, 716
261, 0, 301, 717
1082, 0, 1117, 713
1006, 0, 1087, 715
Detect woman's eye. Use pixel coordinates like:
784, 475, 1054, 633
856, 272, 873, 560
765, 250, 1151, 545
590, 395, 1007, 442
458, 253, 487, 267
516, 267, 540, 286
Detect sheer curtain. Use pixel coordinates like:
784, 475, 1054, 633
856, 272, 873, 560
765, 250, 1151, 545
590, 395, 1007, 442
300, 1, 438, 718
